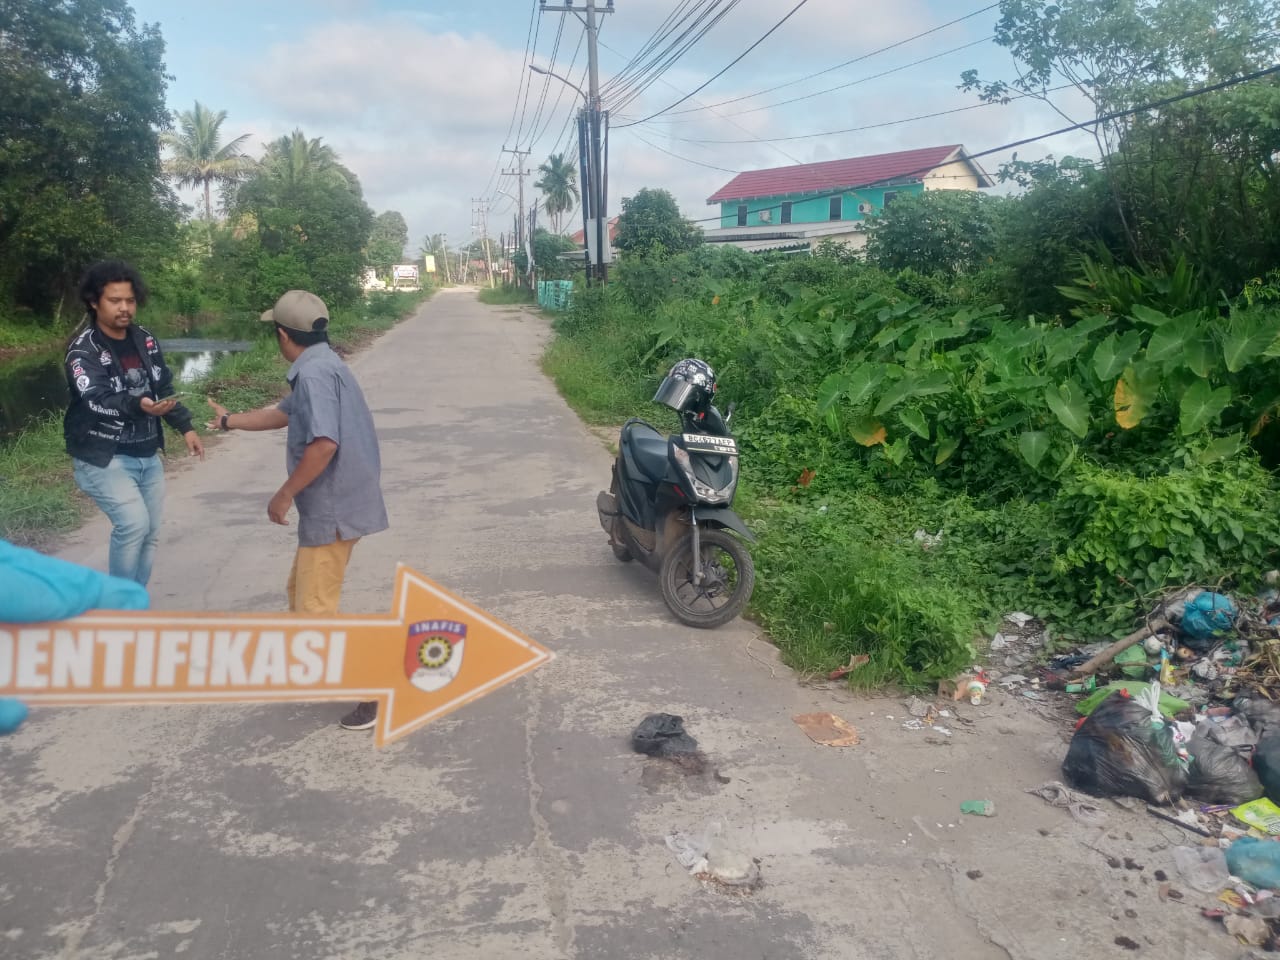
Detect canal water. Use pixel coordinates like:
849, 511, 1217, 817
0, 338, 251, 439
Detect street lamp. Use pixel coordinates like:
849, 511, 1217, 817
529, 63, 588, 104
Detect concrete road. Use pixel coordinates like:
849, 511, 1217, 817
3, 289, 1227, 959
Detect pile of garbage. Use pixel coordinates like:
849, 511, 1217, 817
1020, 585, 1280, 949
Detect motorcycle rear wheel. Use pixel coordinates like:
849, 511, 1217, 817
659, 527, 754, 629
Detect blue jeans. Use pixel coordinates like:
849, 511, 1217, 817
72, 454, 166, 586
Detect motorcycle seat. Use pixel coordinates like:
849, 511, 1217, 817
621, 421, 670, 482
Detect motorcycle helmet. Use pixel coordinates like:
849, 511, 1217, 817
653, 358, 716, 413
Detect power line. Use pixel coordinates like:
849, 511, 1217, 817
663, 84, 1077, 144
596, 35, 804, 164
647, 27, 1280, 145
652, 36, 994, 124
602, 0, 716, 100
485, 0, 542, 197
606, 0, 743, 114
664, 2, 999, 118
616, 0, 813, 128
624, 128, 741, 173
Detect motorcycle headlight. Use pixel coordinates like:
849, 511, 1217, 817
672, 446, 738, 504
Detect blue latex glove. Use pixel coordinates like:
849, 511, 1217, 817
0, 539, 150, 733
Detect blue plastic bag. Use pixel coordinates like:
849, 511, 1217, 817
1181, 591, 1236, 648
1226, 836, 1280, 890
0, 539, 149, 733
0, 539, 147, 620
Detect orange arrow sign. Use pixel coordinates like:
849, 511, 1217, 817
0, 565, 552, 747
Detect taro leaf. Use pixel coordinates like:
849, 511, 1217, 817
1223, 314, 1279, 373
816, 364, 882, 414
831, 317, 858, 353
1045, 381, 1091, 438
1017, 431, 1051, 469
979, 410, 1029, 436
849, 416, 887, 447
873, 377, 918, 416
1178, 380, 1232, 435
935, 434, 960, 465
899, 407, 930, 439
1198, 433, 1242, 465
1043, 327, 1091, 369
1145, 316, 1197, 365
1184, 337, 1211, 378
883, 436, 911, 465
844, 364, 885, 407
1130, 304, 1171, 327
816, 373, 850, 415
1114, 363, 1157, 430
1092, 330, 1142, 382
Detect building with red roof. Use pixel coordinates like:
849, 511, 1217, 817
704, 145, 993, 254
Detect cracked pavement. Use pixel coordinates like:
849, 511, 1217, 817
1, 289, 1230, 959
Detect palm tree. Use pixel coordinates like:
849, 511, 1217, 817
161, 102, 256, 221
535, 153, 579, 235
261, 130, 353, 191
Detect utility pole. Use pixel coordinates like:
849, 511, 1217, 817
539, 0, 614, 284
501, 147, 531, 288
471, 198, 496, 288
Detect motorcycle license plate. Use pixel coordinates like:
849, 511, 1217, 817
682, 433, 738, 455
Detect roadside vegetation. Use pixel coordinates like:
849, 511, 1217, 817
544, 0, 1280, 686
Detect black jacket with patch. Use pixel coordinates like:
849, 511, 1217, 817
63, 323, 194, 467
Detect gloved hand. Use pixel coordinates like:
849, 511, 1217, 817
0, 539, 150, 734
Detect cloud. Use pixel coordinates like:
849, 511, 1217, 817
216, 2, 1095, 248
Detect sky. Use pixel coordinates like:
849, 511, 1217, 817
130, 0, 1101, 253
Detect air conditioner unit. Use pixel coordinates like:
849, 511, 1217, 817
857, 201, 874, 215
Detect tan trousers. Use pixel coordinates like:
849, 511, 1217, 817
287, 538, 359, 614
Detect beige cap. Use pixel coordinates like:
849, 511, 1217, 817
260, 290, 329, 333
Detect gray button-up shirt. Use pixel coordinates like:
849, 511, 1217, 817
277, 343, 389, 547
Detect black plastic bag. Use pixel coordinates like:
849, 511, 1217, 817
1234, 696, 1280, 737
1252, 734, 1280, 804
631, 713, 698, 757
1186, 733, 1263, 805
1062, 693, 1188, 805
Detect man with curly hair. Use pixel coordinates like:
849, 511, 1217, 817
63, 260, 204, 585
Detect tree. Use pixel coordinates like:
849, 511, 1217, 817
535, 153, 580, 235
865, 191, 1008, 276
259, 130, 351, 191
0, 0, 175, 315
614, 188, 702, 258
231, 131, 373, 306
513, 229, 577, 280
961, 0, 1280, 289
160, 102, 256, 222
366, 211, 409, 274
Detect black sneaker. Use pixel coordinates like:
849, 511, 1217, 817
339, 701, 377, 731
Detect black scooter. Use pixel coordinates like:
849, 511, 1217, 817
596, 359, 755, 628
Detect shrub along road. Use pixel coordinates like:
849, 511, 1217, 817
1, 289, 1223, 959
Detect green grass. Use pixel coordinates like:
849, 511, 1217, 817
0, 289, 429, 548
0, 417, 83, 546
540, 308, 993, 687
0, 314, 72, 355
478, 286, 535, 306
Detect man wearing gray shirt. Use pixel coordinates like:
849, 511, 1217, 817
207, 290, 389, 731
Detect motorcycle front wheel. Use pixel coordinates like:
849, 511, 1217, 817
658, 527, 755, 629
